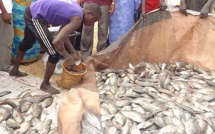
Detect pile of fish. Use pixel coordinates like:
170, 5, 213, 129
0, 90, 58, 134
81, 61, 215, 134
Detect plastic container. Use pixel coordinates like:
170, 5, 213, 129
57, 60, 87, 89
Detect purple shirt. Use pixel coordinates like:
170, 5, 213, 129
30, 0, 83, 26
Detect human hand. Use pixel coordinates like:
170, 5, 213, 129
160, 2, 167, 11
77, 0, 83, 6
141, 11, 147, 21
200, 7, 210, 18
179, 2, 187, 16
2, 12, 11, 24
109, 3, 115, 15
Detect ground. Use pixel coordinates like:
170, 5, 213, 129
20, 54, 61, 82
19, 22, 98, 83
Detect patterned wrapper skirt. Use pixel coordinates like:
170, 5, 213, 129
12, 0, 40, 63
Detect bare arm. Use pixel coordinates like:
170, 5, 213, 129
201, 0, 215, 18
0, 0, 11, 24
160, 0, 167, 10
141, 0, 146, 16
64, 36, 76, 55
77, 0, 83, 6
109, 0, 116, 15
52, 16, 82, 65
179, 0, 187, 15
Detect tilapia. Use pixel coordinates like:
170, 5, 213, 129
0, 91, 11, 97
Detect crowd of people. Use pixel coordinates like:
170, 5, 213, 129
0, 0, 214, 94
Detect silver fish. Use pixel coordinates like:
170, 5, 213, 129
16, 121, 31, 133
0, 106, 11, 122
105, 127, 118, 134
137, 121, 154, 129
83, 112, 102, 130
158, 125, 177, 134
130, 123, 141, 134
81, 120, 103, 134
40, 97, 54, 108
19, 100, 32, 113
6, 118, 20, 129
120, 110, 145, 123
0, 124, 14, 134
32, 103, 43, 119
23, 94, 52, 103
12, 108, 24, 124
114, 112, 126, 126
16, 89, 31, 99
0, 91, 11, 97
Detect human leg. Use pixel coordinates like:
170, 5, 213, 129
80, 3, 94, 61
31, 19, 61, 94
97, 6, 110, 51
0, 14, 14, 71
40, 57, 60, 94
9, 26, 36, 77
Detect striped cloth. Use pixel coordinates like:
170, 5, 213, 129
12, 0, 40, 63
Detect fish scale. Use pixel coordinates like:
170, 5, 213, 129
81, 62, 215, 134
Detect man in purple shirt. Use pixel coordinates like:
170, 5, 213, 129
9, 0, 101, 94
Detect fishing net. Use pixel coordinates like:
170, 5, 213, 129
58, 9, 215, 133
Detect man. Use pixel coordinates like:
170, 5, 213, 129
79, 0, 115, 61
179, 0, 215, 18
0, 0, 13, 72
9, 0, 101, 94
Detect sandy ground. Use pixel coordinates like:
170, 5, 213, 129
19, 22, 98, 83
19, 54, 61, 82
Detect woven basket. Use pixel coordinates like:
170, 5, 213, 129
57, 60, 87, 89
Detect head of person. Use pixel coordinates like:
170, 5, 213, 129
83, 3, 102, 26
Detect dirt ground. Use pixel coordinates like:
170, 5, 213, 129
19, 22, 98, 83
19, 54, 61, 82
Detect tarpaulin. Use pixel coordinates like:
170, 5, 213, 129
58, 9, 215, 133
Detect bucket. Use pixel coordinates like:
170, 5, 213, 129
57, 60, 87, 89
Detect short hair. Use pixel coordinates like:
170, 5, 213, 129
84, 3, 102, 17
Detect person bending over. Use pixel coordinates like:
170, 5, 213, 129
9, 0, 101, 94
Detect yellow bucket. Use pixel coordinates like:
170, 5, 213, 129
57, 60, 87, 89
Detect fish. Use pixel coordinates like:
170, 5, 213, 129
83, 112, 102, 130
32, 103, 43, 119
0, 91, 11, 97
82, 61, 215, 133
114, 112, 126, 126
120, 110, 145, 123
81, 120, 103, 134
40, 97, 54, 108
23, 94, 52, 103
16, 89, 31, 99
12, 108, 24, 124
6, 118, 20, 129
158, 125, 177, 134
0, 124, 14, 134
0, 106, 12, 122
19, 100, 32, 113
16, 121, 31, 133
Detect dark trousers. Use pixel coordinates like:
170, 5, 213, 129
19, 6, 61, 64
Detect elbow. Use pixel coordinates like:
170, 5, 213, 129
52, 39, 59, 48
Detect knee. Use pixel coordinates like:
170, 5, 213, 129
18, 43, 33, 52
48, 54, 61, 64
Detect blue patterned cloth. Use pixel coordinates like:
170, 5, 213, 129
12, 1, 40, 63
109, 0, 141, 45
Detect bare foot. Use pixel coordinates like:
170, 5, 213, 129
40, 84, 60, 94
9, 69, 28, 77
